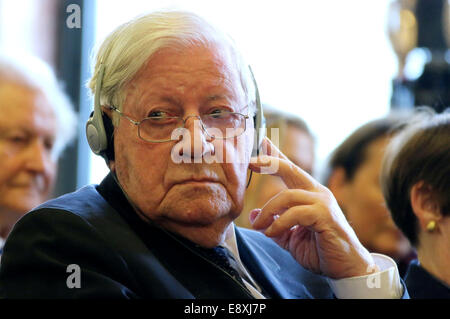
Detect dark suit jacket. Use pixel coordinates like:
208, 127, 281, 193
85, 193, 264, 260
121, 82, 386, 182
405, 259, 450, 299
0, 173, 334, 299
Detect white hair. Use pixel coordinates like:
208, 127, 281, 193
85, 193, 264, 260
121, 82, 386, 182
0, 50, 77, 160
88, 10, 256, 125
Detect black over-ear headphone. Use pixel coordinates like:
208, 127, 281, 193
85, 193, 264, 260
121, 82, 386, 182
86, 63, 266, 162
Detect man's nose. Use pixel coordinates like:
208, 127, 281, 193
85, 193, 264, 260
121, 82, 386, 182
23, 138, 52, 173
179, 116, 215, 162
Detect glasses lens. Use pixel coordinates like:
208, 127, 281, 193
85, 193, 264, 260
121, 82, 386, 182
202, 112, 246, 138
138, 117, 184, 141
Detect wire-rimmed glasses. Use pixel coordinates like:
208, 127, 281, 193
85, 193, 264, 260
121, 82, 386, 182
108, 106, 250, 143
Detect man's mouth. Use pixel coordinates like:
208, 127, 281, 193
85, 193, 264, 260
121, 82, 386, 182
8, 176, 46, 193
175, 178, 219, 185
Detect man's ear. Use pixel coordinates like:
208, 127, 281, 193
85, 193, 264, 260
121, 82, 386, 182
327, 167, 349, 206
101, 105, 113, 118
109, 161, 116, 173
410, 181, 442, 231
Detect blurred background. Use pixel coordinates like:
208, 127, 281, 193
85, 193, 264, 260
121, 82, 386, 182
1, 0, 448, 196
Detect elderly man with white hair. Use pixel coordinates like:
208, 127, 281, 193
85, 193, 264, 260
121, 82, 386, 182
0, 11, 406, 299
0, 52, 76, 256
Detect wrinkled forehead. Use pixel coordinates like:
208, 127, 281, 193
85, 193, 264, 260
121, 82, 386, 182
0, 82, 56, 131
125, 43, 246, 107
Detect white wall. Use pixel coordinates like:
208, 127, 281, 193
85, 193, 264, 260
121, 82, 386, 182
0, 0, 58, 66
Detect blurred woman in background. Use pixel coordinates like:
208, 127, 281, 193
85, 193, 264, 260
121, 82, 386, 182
0, 52, 76, 255
381, 107, 450, 298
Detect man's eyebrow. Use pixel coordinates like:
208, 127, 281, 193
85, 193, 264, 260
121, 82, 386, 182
206, 94, 232, 102
0, 124, 26, 133
154, 95, 183, 107
0, 127, 32, 138
139, 95, 182, 111
164, 95, 182, 103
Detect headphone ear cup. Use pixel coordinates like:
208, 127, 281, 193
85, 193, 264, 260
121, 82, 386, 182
86, 63, 111, 162
252, 114, 259, 157
252, 112, 266, 157
86, 111, 108, 155
248, 66, 265, 157
102, 112, 115, 161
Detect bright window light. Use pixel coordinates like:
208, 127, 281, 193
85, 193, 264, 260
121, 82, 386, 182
89, 0, 397, 184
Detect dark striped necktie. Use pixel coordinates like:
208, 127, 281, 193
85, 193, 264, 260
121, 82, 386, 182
198, 245, 255, 295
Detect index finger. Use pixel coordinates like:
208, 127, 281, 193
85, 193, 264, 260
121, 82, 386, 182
249, 139, 318, 191
258, 137, 289, 161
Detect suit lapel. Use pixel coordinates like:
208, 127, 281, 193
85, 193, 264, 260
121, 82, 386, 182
98, 173, 254, 299
235, 227, 289, 298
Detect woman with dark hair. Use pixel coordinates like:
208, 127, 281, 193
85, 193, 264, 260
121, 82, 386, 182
381, 107, 450, 298
325, 113, 415, 277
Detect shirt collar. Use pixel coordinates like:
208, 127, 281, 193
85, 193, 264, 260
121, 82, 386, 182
221, 223, 242, 263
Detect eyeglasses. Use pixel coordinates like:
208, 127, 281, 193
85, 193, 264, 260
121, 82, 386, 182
108, 106, 250, 143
